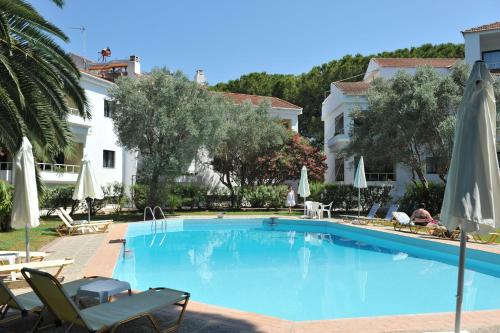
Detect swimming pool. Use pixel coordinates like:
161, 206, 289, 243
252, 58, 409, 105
113, 218, 500, 321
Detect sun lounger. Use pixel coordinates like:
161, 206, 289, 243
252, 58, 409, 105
0, 276, 111, 325
0, 251, 47, 262
0, 258, 74, 282
340, 202, 381, 224
55, 210, 113, 236
471, 232, 500, 244
57, 208, 88, 225
392, 212, 423, 233
370, 204, 400, 226
21, 268, 190, 333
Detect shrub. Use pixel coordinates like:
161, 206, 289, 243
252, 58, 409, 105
132, 183, 149, 211
165, 194, 182, 213
0, 180, 13, 231
308, 183, 392, 212
203, 187, 233, 210
243, 185, 288, 208
170, 183, 209, 209
399, 182, 445, 216
40, 185, 79, 216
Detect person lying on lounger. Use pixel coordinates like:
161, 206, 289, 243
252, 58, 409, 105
410, 203, 438, 226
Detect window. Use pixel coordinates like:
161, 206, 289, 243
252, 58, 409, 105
280, 119, 292, 130
335, 158, 344, 182
103, 150, 115, 168
104, 100, 114, 118
426, 157, 445, 175
497, 151, 500, 167
483, 50, 500, 71
357, 157, 396, 181
334, 114, 344, 136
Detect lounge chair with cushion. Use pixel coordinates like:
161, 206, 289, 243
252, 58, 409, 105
392, 212, 422, 233
0, 276, 110, 325
340, 202, 381, 224
21, 268, 190, 333
55, 210, 113, 236
0, 258, 74, 282
371, 204, 400, 226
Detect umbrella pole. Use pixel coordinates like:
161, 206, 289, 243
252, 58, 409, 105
304, 197, 306, 216
454, 230, 467, 333
25, 225, 30, 263
357, 188, 361, 219
87, 198, 91, 222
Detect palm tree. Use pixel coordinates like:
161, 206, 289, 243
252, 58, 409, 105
0, 0, 88, 158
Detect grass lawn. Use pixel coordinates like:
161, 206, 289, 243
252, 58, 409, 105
0, 220, 60, 251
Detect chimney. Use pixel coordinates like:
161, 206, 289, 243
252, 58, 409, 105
194, 69, 207, 85
127, 55, 141, 77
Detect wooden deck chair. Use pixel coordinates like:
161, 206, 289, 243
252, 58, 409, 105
57, 208, 88, 225
22, 268, 190, 333
0, 251, 47, 262
0, 258, 73, 282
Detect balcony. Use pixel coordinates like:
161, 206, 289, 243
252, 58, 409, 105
327, 133, 350, 151
39, 163, 80, 184
366, 172, 396, 182
0, 162, 81, 184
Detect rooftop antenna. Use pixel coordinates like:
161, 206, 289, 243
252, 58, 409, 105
98, 47, 111, 63
68, 25, 87, 56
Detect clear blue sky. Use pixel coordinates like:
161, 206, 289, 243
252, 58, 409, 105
34, 0, 498, 84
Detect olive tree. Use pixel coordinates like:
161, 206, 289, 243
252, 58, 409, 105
210, 100, 289, 206
110, 69, 225, 207
344, 65, 469, 188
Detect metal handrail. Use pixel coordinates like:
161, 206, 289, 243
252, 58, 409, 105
153, 206, 167, 232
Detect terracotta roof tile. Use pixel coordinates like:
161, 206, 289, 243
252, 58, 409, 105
333, 81, 370, 95
372, 58, 460, 68
223, 92, 302, 109
463, 22, 500, 33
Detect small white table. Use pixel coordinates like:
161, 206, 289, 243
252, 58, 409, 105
0, 253, 19, 281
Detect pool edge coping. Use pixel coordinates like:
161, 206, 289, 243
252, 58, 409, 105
85, 216, 500, 333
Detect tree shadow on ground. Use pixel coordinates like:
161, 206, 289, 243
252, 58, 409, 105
0, 304, 273, 333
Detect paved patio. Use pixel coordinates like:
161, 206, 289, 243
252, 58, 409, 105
2, 217, 500, 333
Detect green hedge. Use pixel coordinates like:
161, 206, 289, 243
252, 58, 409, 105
398, 182, 445, 216
243, 185, 288, 208
308, 183, 392, 212
0, 180, 13, 231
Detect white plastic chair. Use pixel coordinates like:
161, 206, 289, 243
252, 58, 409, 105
319, 201, 333, 218
308, 202, 321, 219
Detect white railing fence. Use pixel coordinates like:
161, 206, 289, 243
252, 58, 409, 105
37, 163, 80, 173
366, 172, 396, 182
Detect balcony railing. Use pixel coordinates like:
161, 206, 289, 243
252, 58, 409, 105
366, 172, 396, 182
38, 163, 80, 174
0, 162, 12, 171
0, 162, 80, 173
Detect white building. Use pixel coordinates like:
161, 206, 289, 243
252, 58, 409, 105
463, 21, 500, 165
0, 54, 139, 194
321, 58, 460, 197
186, 90, 303, 188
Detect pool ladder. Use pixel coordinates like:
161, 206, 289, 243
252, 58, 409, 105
144, 206, 167, 247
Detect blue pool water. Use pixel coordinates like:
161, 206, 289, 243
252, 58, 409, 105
113, 218, 500, 321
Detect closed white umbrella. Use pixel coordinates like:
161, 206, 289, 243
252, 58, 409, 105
72, 157, 104, 222
440, 61, 500, 333
354, 156, 367, 219
297, 166, 311, 215
11, 137, 40, 263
